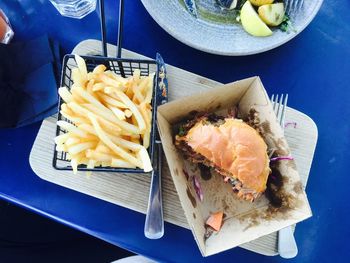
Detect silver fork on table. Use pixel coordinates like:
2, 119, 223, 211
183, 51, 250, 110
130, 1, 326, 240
271, 94, 298, 259
285, 0, 304, 15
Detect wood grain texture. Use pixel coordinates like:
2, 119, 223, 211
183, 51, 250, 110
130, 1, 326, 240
29, 40, 318, 256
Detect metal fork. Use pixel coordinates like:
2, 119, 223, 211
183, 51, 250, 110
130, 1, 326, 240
271, 94, 288, 127
270, 94, 298, 259
285, 0, 304, 15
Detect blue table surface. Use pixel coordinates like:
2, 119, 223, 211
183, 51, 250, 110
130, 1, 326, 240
1, 1, 349, 262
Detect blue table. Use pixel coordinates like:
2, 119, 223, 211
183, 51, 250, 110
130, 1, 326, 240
1, 1, 349, 262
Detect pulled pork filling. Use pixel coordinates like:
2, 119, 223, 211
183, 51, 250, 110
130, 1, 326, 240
175, 113, 263, 202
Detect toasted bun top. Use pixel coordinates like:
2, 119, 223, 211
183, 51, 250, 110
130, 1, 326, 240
185, 118, 270, 193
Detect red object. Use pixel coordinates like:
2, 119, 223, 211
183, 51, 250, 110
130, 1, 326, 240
206, 211, 224, 231
0, 9, 14, 44
0, 15, 6, 39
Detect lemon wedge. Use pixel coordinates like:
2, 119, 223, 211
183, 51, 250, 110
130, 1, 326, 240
240, 1, 272, 37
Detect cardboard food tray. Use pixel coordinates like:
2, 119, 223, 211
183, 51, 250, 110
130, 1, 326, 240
157, 77, 312, 256
29, 40, 317, 257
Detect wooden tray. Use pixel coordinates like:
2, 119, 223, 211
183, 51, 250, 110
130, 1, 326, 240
29, 40, 318, 256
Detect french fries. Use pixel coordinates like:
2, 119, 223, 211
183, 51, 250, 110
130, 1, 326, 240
55, 55, 154, 174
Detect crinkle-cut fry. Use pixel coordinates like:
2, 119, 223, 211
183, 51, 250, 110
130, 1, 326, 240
138, 146, 153, 172
98, 93, 128, 108
75, 55, 88, 81
111, 158, 136, 168
88, 113, 142, 168
58, 87, 73, 103
68, 141, 97, 155
115, 91, 146, 133
93, 64, 106, 74
57, 120, 90, 138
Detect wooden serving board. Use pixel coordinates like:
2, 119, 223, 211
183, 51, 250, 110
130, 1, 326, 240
29, 40, 318, 256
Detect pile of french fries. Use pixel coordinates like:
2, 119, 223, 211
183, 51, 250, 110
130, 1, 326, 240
54, 55, 154, 174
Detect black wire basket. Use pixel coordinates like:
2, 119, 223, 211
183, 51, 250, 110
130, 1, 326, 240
52, 0, 161, 173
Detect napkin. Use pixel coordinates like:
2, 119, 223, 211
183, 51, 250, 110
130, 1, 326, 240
0, 35, 61, 128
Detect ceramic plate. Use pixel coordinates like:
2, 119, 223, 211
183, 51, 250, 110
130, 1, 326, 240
140, 0, 323, 56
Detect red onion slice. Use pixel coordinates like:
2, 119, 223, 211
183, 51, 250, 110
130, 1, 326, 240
193, 175, 204, 202
270, 156, 294, 161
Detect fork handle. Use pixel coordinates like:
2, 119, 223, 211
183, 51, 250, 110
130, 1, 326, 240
144, 142, 164, 239
278, 226, 298, 259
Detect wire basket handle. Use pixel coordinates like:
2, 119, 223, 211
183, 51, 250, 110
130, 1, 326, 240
99, 0, 124, 58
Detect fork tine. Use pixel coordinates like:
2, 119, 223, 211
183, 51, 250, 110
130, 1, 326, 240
276, 94, 284, 121
286, 0, 303, 16
292, 0, 297, 14
285, 0, 290, 13
270, 94, 288, 130
280, 94, 289, 127
271, 94, 275, 108
288, 1, 294, 15
298, 0, 304, 12
273, 94, 279, 112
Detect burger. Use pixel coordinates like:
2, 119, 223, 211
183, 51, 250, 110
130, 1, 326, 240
175, 112, 270, 202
